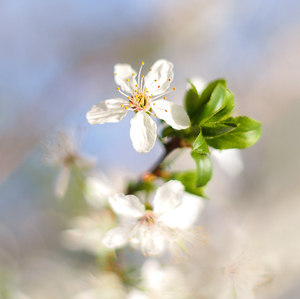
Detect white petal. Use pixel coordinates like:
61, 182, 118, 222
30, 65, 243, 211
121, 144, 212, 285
212, 149, 244, 177
126, 290, 148, 299
114, 64, 137, 94
109, 193, 145, 218
144, 59, 174, 96
86, 98, 128, 124
55, 166, 71, 199
130, 112, 157, 153
152, 100, 190, 130
186, 76, 207, 94
160, 192, 205, 228
153, 180, 184, 214
102, 224, 134, 248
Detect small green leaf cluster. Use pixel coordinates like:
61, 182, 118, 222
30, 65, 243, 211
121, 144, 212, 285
163, 79, 262, 198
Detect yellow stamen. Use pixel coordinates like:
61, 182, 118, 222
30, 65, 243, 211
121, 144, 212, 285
117, 87, 120, 90
126, 79, 129, 82
158, 85, 160, 88
165, 110, 168, 112
152, 103, 155, 106
120, 105, 124, 107
169, 79, 171, 81
163, 96, 166, 99
150, 68, 152, 71
125, 107, 129, 110
154, 79, 157, 82
154, 114, 157, 117
142, 75, 144, 78
132, 73, 135, 76
173, 87, 176, 91
141, 62, 144, 65
114, 73, 117, 75
135, 90, 137, 92
127, 96, 131, 99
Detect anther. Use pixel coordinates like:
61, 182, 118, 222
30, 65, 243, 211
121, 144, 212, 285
125, 107, 129, 110
154, 114, 157, 117
150, 69, 152, 71
120, 105, 124, 107
173, 87, 176, 90
141, 62, 144, 65
154, 79, 157, 82
127, 96, 131, 99
126, 79, 129, 82
169, 79, 171, 81
158, 85, 160, 88
117, 87, 120, 90
114, 73, 117, 75
135, 90, 137, 92
142, 75, 144, 78
163, 96, 166, 99
152, 103, 155, 106
132, 73, 135, 76
165, 110, 168, 112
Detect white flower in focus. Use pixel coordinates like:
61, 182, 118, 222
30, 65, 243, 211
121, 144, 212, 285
86, 60, 190, 153
103, 180, 205, 256
219, 247, 269, 299
126, 259, 190, 299
43, 128, 97, 198
186, 76, 207, 94
212, 149, 244, 177
60, 210, 114, 257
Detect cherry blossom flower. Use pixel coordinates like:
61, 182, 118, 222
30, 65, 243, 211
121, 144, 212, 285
86, 60, 190, 153
43, 127, 97, 198
102, 180, 205, 256
126, 259, 190, 299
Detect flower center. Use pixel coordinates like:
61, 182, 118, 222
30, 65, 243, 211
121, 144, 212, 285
140, 210, 157, 226
131, 92, 151, 111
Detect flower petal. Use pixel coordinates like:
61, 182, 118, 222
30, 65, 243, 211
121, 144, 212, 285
102, 224, 134, 249
130, 112, 157, 153
114, 64, 137, 94
160, 192, 205, 228
55, 166, 71, 199
153, 180, 184, 214
152, 100, 190, 130
86, 98, 129, 124
144, 59, 174, 96
109, 193, 145, 218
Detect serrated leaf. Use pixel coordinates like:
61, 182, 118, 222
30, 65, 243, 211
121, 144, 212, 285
202, 123, 237, 138
197, 83, 226, 125
184, 81, 199, 121
207, 89, 235, 123
206, 116, 262, 149
191, 152, 213, 187
192, 129, 209, 154
171, 171, 208, 198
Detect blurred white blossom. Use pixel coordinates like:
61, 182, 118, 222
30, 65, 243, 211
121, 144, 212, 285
103, 180, 205, 256
127, 259, 190, 299
86, 60, 190, 153
43, 128, 97, 198
211, 149, 244, 177
60, 210, 115, 257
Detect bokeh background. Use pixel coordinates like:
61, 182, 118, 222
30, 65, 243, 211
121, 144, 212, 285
0, 0, 300, 298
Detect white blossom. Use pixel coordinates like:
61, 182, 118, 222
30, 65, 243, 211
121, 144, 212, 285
102, 180, 205, 256
126, 259, 190, 299
43, 127, 97, 198
218, 247, 269, 299
86, 60, 190, 153
60, 210, 114, 257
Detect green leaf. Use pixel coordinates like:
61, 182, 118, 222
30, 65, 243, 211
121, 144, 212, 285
197, 83, 226, 125
184, 81, 200, 121
199, 79, 226, 108
202, 123, 237, 138
206, 116, 262, 149
171, 171, 208, 198
192, 129, 210, 154
191, 152, 213, 187
207, 89, 235, 123
162, 126, 176, 138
